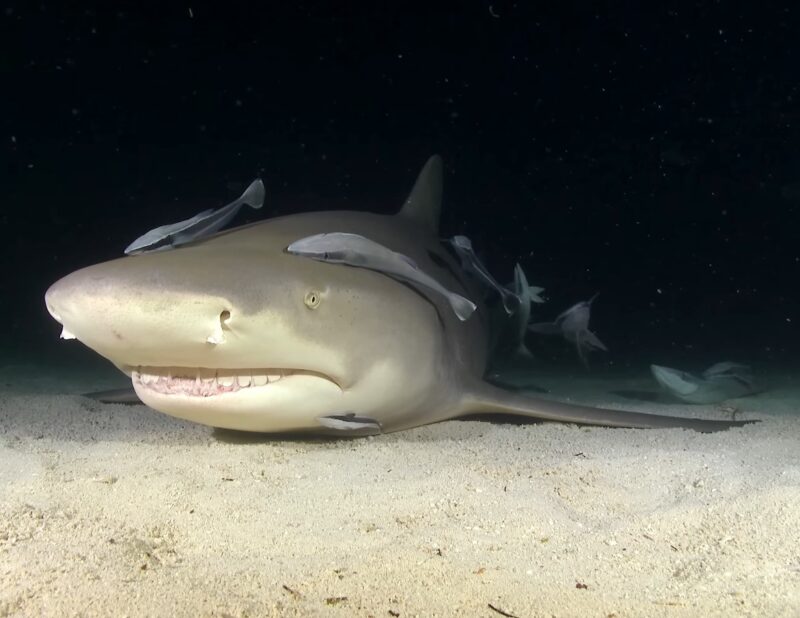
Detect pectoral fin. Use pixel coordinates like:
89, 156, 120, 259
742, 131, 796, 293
82, 388, 143, 405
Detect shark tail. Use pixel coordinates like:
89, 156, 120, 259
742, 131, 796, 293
461, 381, 756, 432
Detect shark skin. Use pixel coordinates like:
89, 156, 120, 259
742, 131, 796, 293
44, 156, 754, 435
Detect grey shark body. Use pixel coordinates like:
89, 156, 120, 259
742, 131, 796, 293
45, 156, 752, 435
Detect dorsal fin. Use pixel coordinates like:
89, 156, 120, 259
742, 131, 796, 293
397, 155, 443, 234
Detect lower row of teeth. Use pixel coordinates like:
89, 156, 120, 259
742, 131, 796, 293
135, 369, 284, 396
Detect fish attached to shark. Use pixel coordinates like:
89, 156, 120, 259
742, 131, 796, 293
44, 156, 755, 435
286, 232, 477, 321
124, 179, 266, 255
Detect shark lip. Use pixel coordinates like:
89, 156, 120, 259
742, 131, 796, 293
130, 366, 340, 397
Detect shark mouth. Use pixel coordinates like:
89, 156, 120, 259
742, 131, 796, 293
131, 367, 335, 397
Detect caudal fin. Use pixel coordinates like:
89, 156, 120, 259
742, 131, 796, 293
449, 292, 478, 321
461, 381, 757, 432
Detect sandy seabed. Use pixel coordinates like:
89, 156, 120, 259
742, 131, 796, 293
1, 362, 798, 617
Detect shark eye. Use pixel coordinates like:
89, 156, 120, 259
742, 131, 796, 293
304, 290, 322, 309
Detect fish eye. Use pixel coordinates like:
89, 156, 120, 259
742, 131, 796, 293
304, 290, 321, 309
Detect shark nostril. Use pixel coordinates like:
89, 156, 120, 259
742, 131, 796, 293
207, 310, 232, 345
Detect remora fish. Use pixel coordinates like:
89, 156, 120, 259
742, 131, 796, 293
490, 264, 545, 362
125, 179, 265, 255
529, 293, 607, 366
651, 362, 759, 404
44, 156, 754, 435
447, 235, 519, 314
287, 232, 477, 321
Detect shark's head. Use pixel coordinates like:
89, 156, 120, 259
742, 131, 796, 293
45, 213, 453, 432
44, 157, 463, 433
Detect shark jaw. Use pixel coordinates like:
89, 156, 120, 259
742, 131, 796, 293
130, 366, 339, 396
128, 365, 344, 432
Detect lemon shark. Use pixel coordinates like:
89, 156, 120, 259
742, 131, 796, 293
44, 156, 753, 435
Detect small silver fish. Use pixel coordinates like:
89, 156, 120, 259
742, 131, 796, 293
529, 293, 606, 365
490, 263, 547, 362
125, 179, 265, 255
448, 235, 518, 314
509, 264, 544, 356
513, 263, 546, 306
651, 362, 758, 404
287, 232, 477, 321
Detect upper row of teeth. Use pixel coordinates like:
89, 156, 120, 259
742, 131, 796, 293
136, 369, 284, 387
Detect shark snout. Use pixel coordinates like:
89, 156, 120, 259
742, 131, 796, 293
44, 252, 351, 400
45, 264, 243, 368
45, 275, 86, 339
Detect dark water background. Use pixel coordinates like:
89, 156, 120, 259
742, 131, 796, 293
2, 3, 797, 375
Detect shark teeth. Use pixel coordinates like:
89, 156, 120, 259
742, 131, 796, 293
133, 367, 287, 397
60, 327, 77, 340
